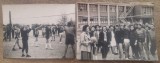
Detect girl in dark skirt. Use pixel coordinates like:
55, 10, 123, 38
34, 28, 39, 47
45, 25, 53, 49
51, 26, 56, 41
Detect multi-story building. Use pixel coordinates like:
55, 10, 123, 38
77, 2, 154, 29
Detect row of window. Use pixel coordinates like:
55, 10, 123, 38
79, 21, 116, 24
78, 4, 118, 12
142, 7, 153, 15
78, 16, 116, 22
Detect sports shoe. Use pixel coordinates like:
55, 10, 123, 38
21, 54, 25, 57
12, 48, 16, 51
26, 55, 31, 57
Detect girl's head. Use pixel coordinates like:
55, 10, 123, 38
91, 26, 95, 31
130, 25, 134, 30
82, 25, 89, 32
95, 25, 100, 31
137, 24, 142, 29
109, 25, 114, 31
102, 26, 107, 31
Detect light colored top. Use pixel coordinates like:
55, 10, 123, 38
42, 27, 46, 32
110, 31, 117, 46
80, 32, 91, 52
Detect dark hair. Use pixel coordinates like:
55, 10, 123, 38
82, 25, 89, 32
95, 25, 100, 30
91, 26, 95, 30
109, 25, 114, 28
145, 25, 151, 29
67, 21, 72, 27
102, 26, 107, 31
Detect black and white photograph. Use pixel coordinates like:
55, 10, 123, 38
76, 2, 158, 61
3, 4, 76, 59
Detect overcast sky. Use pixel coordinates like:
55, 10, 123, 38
2, 4, 75, 25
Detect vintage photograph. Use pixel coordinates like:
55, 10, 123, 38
76, 2, 158, 60
3, 4, 76, 59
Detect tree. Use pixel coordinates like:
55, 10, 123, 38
58, 14, 68, 26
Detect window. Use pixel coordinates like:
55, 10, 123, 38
110, 16, 116, 24
110, 6, 116, 12
90, 4, 98, 12
78, 4, 87, 11
142, 7, 153, 15
118, 6, 124, 12
100, 16, 108, 23
100, 5, 107, 12
82, 17, 88, 21
90, 16, 98, 23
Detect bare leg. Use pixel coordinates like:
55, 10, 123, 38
71, 45, 75, 58
62, 45, 68, 58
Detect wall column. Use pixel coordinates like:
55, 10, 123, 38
98, 4, 100, 26
107, 5, 110, 25
87, 3, 90, 26
116, 5, 119, 24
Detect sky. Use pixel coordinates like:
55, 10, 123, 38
2, 4, 75, 25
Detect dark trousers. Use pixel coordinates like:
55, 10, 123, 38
137, 38, 145, 59
7, 32, 11, 41
150, 39, 156, 56
22, 40, 28, 54
130, 41, 139, 59
101, 41, 109, 59
101, 47, 109, 59
12, 31, 14, 38
81, 51, 91, 60
90, 43, 96, 55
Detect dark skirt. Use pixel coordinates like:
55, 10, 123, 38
46, 35, 50, 39
35, 34, 38, 37
65, 34, 75, 45
81, 51, 91, 60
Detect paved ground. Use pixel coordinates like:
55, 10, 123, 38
3, 30, 158, 60
3, 30, 75, 59
76, 31, 158, 61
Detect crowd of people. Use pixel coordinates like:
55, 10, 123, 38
3, 21, 76, 58
79, 22, 157, 60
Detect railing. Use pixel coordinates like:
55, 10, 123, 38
119, 5, 134, 23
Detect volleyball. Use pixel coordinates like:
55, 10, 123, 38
90, 37, 97, 43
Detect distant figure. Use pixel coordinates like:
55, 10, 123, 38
12, 26, 22, 51
3, 25, 7, 41
6, 24, 12, 41
51, 25, 56, 41
12, 26, 15, 38
42, 26, 46, 37
62, 22, 76, 58
59, 26, 64, 43
45, 25, 53, 49
21, 25, 31, 57
34, 28, 39, 47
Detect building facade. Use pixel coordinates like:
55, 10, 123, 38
77, 2, 154, 29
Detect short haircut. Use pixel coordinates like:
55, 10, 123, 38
67, 21, 72, 26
